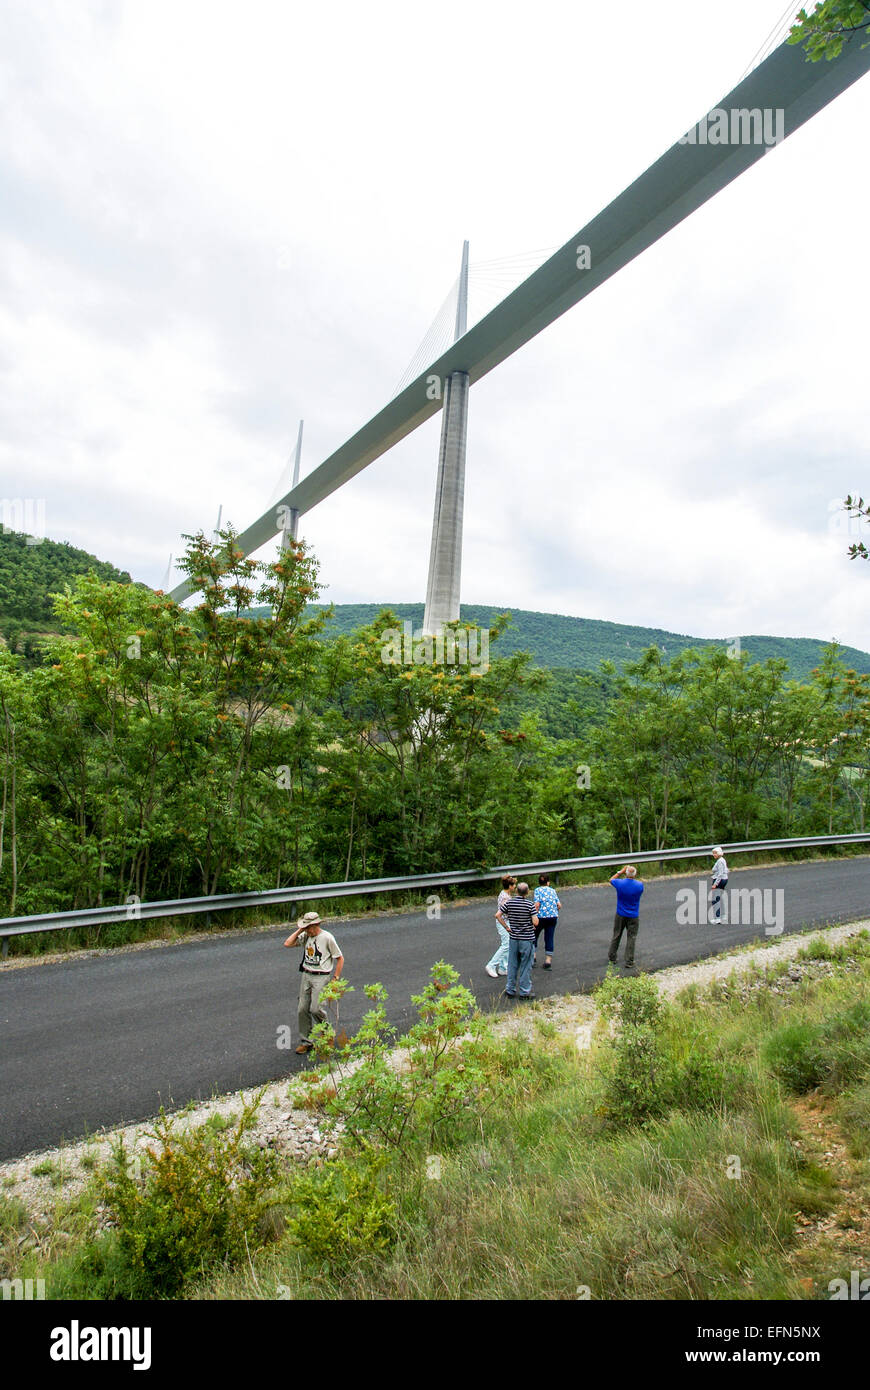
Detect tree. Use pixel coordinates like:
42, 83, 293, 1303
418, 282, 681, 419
788, 2, 870, 61
312, 609, 554, 878
0, 526, 327, 916
842, 495, 870, 560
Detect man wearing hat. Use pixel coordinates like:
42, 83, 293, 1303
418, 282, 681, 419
283, 912, 344, 1055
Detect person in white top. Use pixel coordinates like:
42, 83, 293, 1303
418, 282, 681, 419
284, 911, 344, 1054
485, 875, 517, 978
710, 847, 729, 922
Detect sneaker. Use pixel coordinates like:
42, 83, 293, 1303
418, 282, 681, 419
502, 990, 516, 998
497, 968, 507, 976
485, 965, 498, 978
519, 993, 536, 1001
543, 961, 552, 970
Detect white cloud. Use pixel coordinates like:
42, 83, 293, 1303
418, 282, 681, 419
2, 0, 869, 650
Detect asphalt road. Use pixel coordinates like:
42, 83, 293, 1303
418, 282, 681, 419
1, 858, 868, 1161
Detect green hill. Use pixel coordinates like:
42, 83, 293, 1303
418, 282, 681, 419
0, 530, 132, 630
2, 525, 866, 686
292, 603, 870, 685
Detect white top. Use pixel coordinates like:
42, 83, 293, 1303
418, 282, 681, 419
711, 856, 729, 883
295, 929, 342, 973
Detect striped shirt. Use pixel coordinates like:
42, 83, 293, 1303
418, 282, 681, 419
501, 896, 537, 940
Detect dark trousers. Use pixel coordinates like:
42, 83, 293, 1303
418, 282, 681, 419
534, 917, 558, 954
609, 912, 639, 967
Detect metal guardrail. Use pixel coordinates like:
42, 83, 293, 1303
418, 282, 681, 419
1, 833, 868, 943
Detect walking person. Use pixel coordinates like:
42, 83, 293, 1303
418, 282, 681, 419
532, 873, 561, 969
496, 882, 539, 999
710, 846, 729, 922
283, 911, 344, 1055
608, 865, 644, 971
485, 875, 516, 978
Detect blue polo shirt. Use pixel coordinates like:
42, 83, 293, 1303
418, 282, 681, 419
611, 877, 644, 918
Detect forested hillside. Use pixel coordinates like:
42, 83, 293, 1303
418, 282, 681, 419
1, 529, 869, 927
0, 530, 132, 628
4, 531, 866, 683
249, 602, 870, 685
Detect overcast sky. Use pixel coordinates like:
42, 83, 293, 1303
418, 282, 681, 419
2, 0, 869, 649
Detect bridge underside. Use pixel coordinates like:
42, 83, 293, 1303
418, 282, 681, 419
170, 32, 870, 605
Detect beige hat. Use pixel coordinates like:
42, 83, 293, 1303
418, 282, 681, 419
299, 911, 321, 927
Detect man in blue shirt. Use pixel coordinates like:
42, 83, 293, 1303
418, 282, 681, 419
608, 865, 644, 971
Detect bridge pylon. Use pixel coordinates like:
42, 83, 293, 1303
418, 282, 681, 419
280, 420, 304, 548
423, 240, 469, 635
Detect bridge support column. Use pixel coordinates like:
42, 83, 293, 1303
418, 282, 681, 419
423, 369, 469, 634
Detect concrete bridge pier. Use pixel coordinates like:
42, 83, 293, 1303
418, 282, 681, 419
423, 369, 469, 633
423, 240, 469, 635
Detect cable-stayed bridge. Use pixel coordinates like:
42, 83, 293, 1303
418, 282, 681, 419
168, 25, 870, 631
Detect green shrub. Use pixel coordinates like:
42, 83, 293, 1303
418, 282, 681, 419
304, 962, 492, 1156
763, 1023, 828, 1093
596, 973, 667, 1127
97, 1096, 280, 1298
798, 937, 834, 962
664, 1044, 750, 1113
286, 1158, 396, 1274
0, 1195, 28, 1236
818, 1000, 870, 1092
837, 1077, 870, 1158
